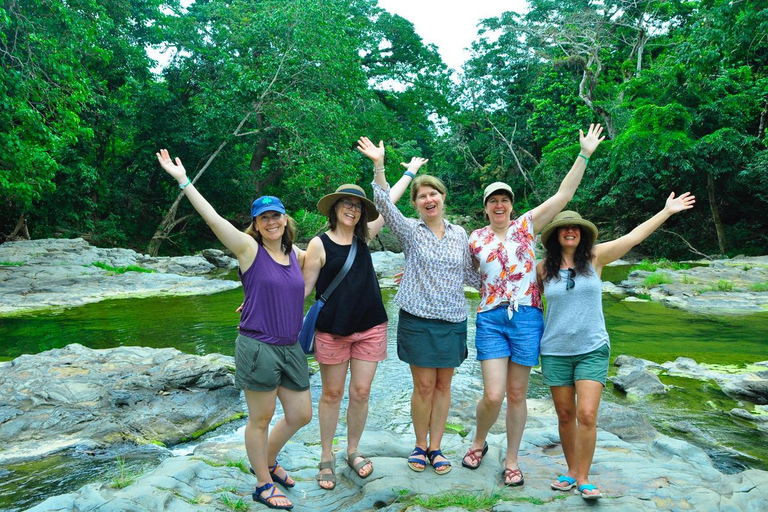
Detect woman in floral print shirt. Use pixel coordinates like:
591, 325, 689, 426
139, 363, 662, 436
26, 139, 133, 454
462, 124, 605, 487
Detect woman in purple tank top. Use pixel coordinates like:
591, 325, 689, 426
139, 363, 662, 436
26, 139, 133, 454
157, 149, 310, 511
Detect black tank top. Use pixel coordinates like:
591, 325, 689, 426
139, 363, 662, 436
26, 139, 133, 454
315, 233, 387, 336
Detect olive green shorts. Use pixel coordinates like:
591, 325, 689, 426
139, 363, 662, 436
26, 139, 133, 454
540, 344, 610, 387
234, 334, 310, 392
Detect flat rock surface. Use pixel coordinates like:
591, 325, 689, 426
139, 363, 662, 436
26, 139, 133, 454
0, 238, 240, 316
26, 399, 768, 512
620, 256, 768, 314
0, 343, 242, 464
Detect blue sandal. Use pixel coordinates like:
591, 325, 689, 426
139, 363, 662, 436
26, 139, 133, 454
253, 482, 293, 510
578, 483, 603, 499
551, 475, 576, 491
268, 461, 295, 488
407, 446, 427, 472
426, 448, 452, 475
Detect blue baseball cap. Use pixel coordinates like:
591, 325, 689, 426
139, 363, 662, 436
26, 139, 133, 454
251, 196, 286, 218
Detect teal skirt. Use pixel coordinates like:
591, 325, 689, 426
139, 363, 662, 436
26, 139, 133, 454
396, 309, 467, 368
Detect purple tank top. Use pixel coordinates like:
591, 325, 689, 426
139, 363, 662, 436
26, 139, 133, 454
238, 246, 304, 345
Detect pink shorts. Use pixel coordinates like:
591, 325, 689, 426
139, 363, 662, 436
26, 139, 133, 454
314, 322, 388, 365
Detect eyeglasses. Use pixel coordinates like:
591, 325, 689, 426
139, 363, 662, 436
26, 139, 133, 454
339, 199, 362, 212
566, 267, 576, 290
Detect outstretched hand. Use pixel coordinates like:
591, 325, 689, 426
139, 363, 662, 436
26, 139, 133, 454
356, 137, 385, 166
664, 192, 695, 215
579, 124, 606, 157
401, 157, 429, 176
156, 149, 187, 183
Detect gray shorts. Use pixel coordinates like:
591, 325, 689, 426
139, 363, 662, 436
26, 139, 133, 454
396, 309, 467, 368
234, 334, 310, 392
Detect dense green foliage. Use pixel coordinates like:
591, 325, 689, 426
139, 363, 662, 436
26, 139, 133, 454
1, 0, 766, 257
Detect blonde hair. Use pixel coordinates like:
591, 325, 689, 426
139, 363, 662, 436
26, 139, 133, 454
410, 175, 447, 203
245, 214, 296, 254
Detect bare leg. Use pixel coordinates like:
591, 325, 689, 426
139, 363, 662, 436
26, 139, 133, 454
426, 367, 455, 468
270, 386, 312, 458
409, 365, 437, 469
464, 358, 507, 467
347, 358, 378, 477
244, 389, 291, 509
503, 362, 532, 481
317, 361, 349, 488
573, 379, 603, 495
550, 385, 577, 487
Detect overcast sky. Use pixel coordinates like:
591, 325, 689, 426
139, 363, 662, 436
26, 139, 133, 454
150, 1, 530, 74
377, 0, 529, 72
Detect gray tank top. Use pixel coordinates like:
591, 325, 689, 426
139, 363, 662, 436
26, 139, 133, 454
540, 263, 609, 356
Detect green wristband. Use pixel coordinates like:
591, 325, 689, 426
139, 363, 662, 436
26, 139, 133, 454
403, 171, 415, 179
578, 154, 589, 164
179, 178, 191, 189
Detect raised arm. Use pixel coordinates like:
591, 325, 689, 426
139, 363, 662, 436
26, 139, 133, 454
356, 137, 427, 238
156, 149, 255, 261
530, 124, 605, 233
593, 192, 696, 270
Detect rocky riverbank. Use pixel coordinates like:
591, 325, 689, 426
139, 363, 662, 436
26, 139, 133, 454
617, 256, 768, 314
2, 345, 764, 512
0, 343, 242, 465
25, 400, 768, 512
0, 238, 240, 316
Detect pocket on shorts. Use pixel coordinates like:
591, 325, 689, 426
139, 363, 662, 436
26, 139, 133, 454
236, 335, 261, 373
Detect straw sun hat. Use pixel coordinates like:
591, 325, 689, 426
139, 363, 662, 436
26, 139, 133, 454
316, 184, 379, 221
540, 210, 598, 246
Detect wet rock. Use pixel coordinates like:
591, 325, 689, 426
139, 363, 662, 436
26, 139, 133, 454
618, 256, 768, 314
611, 355, 667, 397
612, 369, 667, 397
0, 238, 240, 315
0, 344, 241, 464
199, 248, 237, 269
661, 357, 768, 405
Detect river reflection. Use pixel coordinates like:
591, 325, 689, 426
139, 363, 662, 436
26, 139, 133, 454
1, 268, 767, 511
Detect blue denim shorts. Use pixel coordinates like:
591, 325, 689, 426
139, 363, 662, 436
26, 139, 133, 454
474, 305, 543, 366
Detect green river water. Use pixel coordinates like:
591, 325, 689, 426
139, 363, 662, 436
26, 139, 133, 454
1, 266, 767, 511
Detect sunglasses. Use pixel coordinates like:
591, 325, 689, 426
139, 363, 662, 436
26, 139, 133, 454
566, 267, 576, 290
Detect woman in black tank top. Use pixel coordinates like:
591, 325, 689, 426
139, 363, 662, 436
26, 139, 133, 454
301, 140, 427, 490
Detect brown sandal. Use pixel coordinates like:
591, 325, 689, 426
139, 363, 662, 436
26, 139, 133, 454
347, 451, 373, 478
316, 460, 336, 490
503, 467, 525, 486
461, 441, 488, 469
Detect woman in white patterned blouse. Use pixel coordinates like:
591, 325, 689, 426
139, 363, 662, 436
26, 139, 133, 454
358, 137, 480, 476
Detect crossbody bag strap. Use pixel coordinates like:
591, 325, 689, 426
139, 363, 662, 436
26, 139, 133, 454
319, 237, 358, 302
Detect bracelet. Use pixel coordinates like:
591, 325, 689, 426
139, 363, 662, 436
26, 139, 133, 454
179, 177, 192, 189
374, 166, 386, 173
403, 171, 415, 179
578, 154, 589, 164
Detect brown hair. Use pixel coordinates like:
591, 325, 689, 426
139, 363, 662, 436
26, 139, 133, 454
327, 199, 371, 242
245, 214, 296, 254
410, 175, 447, 203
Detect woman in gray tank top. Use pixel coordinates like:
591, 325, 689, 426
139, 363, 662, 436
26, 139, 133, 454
535, 192, 695, 500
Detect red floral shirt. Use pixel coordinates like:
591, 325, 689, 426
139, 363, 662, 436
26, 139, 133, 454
469, 212, 542, 316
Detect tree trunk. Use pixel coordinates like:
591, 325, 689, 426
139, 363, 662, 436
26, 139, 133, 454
707, 173, 727, 255
9, 213, 30, 240
578, 55, 616, 139
146, 141, 228, 256
758, 100, 768, 141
